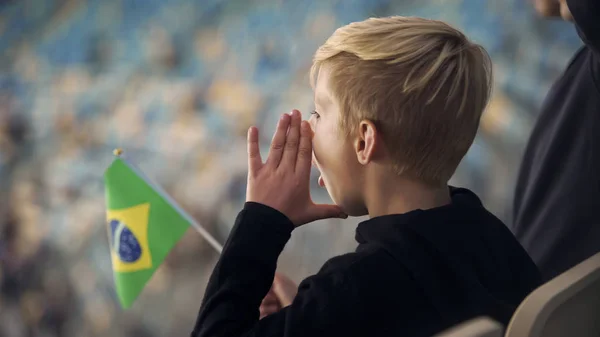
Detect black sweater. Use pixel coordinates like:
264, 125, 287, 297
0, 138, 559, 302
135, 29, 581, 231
192, 188, 541, 337
511, 0, 600, 281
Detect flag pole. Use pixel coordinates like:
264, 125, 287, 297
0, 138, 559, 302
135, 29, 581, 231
113, 148, 224, 254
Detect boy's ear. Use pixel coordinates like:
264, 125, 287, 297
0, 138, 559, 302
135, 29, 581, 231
354, 120, 379, 165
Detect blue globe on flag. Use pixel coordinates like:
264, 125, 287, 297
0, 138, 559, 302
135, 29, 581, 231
109, 219, 143, 263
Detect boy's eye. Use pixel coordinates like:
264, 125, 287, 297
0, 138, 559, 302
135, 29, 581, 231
310, 110, 321, 119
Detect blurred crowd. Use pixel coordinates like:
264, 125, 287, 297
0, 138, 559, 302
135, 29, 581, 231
0, 0, 583, 336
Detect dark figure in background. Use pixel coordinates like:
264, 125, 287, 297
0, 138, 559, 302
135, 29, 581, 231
512, 0, 600, 281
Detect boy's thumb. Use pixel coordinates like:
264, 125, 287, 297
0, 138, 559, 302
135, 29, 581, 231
309, 203, 348, 221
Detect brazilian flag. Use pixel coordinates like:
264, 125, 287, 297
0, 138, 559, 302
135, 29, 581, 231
104, 153, 192, 308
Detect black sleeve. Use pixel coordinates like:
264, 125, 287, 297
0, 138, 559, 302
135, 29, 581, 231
567, 0, 600, 52
191, 202, 293, 337
190, 203, 363, 337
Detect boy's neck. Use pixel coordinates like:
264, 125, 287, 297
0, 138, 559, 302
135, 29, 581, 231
364, 174, 451, 218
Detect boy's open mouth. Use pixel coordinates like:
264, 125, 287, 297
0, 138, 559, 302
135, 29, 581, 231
318, 175, 325, 187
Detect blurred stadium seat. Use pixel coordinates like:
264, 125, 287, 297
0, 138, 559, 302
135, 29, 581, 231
506, 252, 600, 337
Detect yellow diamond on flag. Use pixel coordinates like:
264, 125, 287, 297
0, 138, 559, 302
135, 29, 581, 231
107, 203, 153, 273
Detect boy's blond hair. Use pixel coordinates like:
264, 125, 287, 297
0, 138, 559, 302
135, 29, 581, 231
311, 16, 492, 185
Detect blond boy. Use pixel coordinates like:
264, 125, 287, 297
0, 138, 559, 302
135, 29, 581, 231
193, 16, 541, 337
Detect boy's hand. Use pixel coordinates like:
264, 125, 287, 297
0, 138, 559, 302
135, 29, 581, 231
259, 273, 298, 319
272, 273, 298, 307
259, 287, 281, 319
246, 110, 347, 227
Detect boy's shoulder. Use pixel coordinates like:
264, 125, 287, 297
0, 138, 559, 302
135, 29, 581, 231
318, 243, 400, 275
300, 243, 419, 297
293, 242, 444, 330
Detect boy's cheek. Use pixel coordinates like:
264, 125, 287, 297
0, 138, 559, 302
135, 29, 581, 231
308, 117, 317, 132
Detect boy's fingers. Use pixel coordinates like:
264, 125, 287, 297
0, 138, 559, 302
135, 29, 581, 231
281, 110, 301, 170
266, 114, 291, 168
262, 289, 278, 305
295, 120, 313, 176
259, 304, 280, 319
274, 273, 296, 286
307, 203, 348, 223
247, 127, 262, 173
273, 274, 298, 307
